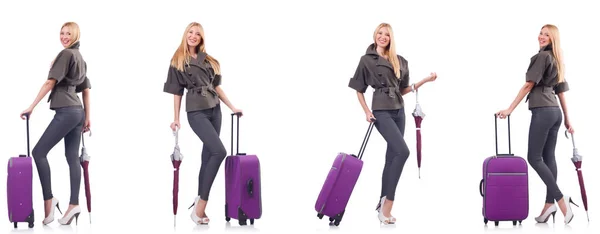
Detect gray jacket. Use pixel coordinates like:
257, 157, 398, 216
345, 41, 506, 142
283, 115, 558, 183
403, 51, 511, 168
525, 44, 570, 109
47, 41, 91, 110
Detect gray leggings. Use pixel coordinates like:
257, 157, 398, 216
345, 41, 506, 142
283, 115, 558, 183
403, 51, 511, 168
527, 106, 564, 204
32, 106, 85, 205
187, 104, 227, 201
372, 108, 410, 201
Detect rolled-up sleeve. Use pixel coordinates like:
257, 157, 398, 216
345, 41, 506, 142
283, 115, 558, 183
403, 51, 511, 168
399, 58, 410, 89
76, 77, 91, 92
554, 81, 570, 94
525, 54, 550, 84
48, 50, 73, 83
163, 66, 185, 96
348, 61, 369, 93
213, 74, 222, 87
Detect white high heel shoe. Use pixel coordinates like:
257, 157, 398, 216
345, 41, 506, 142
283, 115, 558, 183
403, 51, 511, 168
189, 196, 209, 225
58, 206, 81, 225
535, 204, 557, 223
377, 196, 395, 225
42, 198, 63, 225
563, 195, 579, 224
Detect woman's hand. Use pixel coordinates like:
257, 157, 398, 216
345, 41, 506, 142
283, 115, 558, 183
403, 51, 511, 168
564, 118, 574, 134
495, 109, 512, 119
232, 108, 243, 117
20, 107, 34, 119
83, 118, 91, 133
424, 72, 438, 82
170, 120, 180, 132
365, 111, 375, 122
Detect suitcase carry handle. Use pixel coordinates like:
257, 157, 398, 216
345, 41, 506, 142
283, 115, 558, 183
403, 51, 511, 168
494, 114, 513, 156
479, 179, 484, 197
246, 179, 254, 197
356, 118, 376, 160
230, 112, 245, 156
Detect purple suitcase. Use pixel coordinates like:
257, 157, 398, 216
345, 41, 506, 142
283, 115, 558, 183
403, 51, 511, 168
7, 114, 35, 228
479, 115, 528, 226
224, 113, 261, 226
315, 120, 374, 226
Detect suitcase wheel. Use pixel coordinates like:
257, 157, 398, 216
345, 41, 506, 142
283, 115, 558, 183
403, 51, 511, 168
494, 221, 499, 226
225, 216, 230, 222
28, 222, 34, 228
239, 219, 247, 226
317, 213, 324, 219
519, 220, 522, 225
483, 218, 488, 224
250, 219, 254, 225
13, 222, 17, 228
512, 220, 517, 226
329, 217, 334, 222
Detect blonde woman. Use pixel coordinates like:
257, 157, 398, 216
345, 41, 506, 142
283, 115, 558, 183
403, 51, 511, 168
19, 22, 91, 226
163, 22, 242, 225
348, 23, 438, 224
496, 24, 578, 224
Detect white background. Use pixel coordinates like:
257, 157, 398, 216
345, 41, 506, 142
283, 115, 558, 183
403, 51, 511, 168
0, 0, 598, 233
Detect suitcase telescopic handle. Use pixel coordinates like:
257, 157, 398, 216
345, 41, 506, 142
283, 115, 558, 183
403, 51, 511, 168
22, 113, 31, 158
230, 112, 245, 156
494, 114, 512, 156
356, 118, 376, 160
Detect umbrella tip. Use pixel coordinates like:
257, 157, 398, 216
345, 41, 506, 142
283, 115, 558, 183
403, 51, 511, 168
89, 213, 91, 224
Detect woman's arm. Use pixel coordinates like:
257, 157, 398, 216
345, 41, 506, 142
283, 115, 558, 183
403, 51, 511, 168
401, 77, 428, 95
506, 81, 535, 112
356, 92, 370, 114
173, 94, 183, 121
215, 86, 237, 111
28, 79, 57, 109
82, 88, 90, 117
557, 92, 570, 123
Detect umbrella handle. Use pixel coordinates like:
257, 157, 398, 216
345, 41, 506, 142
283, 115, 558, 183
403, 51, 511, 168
411, 83, 419, 104
565, 130, 575, 148
81, 130, 91, 148
173, 127, 179, 146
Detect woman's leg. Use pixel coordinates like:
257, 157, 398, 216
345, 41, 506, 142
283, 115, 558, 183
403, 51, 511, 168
32, 107, 83, 218
187, 106, 226, 218
61, 109, 85, 217
373, 109, 410, 218
527, 107, 564, 215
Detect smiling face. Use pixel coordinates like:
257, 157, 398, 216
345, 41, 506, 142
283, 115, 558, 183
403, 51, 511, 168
187, 26, 202, 49
375, 26, 391, 49
538, 27, 551, 47
60, 26, 73, 48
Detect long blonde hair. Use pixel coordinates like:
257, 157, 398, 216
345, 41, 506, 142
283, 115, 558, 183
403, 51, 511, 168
373, 23, 401, 78
170, 22, 221, 75
542, 24, 565, 83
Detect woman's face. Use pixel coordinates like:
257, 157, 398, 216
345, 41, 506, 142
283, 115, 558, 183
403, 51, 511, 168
187, 26, 201, 48
538, 27, 551, 47
375, 26, 390, 49
60, 26, 73, 48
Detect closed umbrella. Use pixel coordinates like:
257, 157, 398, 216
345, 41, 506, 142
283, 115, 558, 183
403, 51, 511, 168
171, 128, 183, 227
411, 85, 425, 179
565, 130, 589, 222
79, 131, 92, 224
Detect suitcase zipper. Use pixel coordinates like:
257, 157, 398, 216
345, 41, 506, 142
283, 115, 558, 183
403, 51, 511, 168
487, 172, 526, 177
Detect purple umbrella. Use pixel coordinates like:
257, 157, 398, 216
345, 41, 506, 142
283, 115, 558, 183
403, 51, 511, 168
411, 84, 425, 179
171, 128, 183, 227
565, 130, 589, 222
79, 131, 92, 224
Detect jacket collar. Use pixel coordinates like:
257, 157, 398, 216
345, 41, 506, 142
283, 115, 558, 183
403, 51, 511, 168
68, 41, 80, 49
365, 43, 393, 70
539, 43, 553, 52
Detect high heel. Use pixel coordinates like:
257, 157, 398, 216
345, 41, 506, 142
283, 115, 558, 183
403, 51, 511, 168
377, 196, 395, 225
534, 205, 557, 223
42, 198, 62, 225
564, 195, 577, 224
189, 196, 209, 225
58, 206, 81, 225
